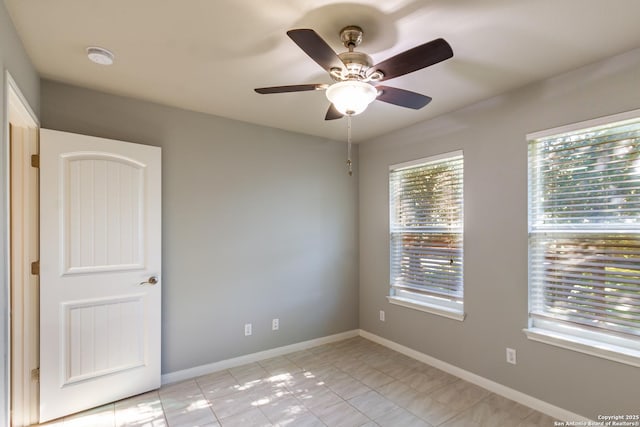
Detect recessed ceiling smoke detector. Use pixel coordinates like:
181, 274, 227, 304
86, 46, 114, 65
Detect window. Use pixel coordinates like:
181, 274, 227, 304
389, 151, 464, 320
526, 110, 640, 366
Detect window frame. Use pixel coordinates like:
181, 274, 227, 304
525, 108, 640, 367
388, 150, 465, 321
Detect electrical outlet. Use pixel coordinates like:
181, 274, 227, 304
379, 310, 385, 322
506, 347, 517, 364
244, 323, 252, 336
272, 318, 279, 331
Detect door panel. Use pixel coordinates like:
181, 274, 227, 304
39, 129, 161, 422
63, 295, 145, 384
64, 153, 145, 273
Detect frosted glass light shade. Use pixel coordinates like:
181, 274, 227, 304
326, 80, 377, 116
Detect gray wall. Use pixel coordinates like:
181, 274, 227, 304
0, 1, 40, 424
40, 80, 359, 374
16, 17, 640, 420
358, 47, 640, 420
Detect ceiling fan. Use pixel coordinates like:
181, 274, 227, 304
254, 25, 454, 120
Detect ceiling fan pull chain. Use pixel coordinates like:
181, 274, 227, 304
347, 115, 353, 176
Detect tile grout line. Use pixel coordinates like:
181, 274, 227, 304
193, 373, 223, 426
433, 391, 485, 427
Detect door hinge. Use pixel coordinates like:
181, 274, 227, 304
31, 154, 39, 168
31, 367, 39, 382
31, 260, 40, 275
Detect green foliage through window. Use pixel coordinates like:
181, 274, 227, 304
390, 153, 464, 307
529, 115, 640, 338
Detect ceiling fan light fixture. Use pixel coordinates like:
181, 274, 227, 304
325, 80, 377, 116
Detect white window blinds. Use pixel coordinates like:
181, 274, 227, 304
528, 114, 640, 341
389, 152, 464, 313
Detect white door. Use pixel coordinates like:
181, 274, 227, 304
39, 129, 161, 422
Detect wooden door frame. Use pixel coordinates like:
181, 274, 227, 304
4, 71, 40, 427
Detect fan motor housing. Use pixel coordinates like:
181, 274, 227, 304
336, 51, 373, 79
331, 26, 384, 82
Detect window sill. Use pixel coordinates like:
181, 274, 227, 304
387, 296, 465, 321
523, 327, 640, 367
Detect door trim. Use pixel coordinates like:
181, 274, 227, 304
5, 71, 40, 427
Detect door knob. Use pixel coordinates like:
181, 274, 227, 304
140, 276, 159, 286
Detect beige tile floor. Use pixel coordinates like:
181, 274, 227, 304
38, 336, 559, 427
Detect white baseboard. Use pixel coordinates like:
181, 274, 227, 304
161, 329, 359, 385
359, 329, 591, 423
161, 327, 589, 422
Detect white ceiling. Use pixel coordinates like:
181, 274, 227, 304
5, 0, 640, 142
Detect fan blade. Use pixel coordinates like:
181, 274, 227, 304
287, 29, 345, 72
375, 86, 432, 109
371, 38, 453, 81
325, 104, 343, 120
255, 84, 328, 94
